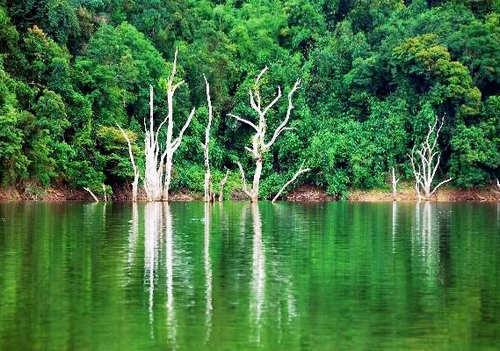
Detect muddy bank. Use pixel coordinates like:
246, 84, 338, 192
1, 183, 498, 202
0, 184, 198, 202
286, 185, 499, 202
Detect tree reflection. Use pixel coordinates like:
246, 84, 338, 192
250, 203, 265, 343
164, 203, 176, 346
414, 202, 440, 283
144, 203, 161, 338
204, 203, 212, 343
126, 203, 138, 274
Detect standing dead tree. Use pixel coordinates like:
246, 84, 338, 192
203, 75, 213, 202
143, 50, 195, 201
219, 169, 229, 202
391, 167, 400, 201
229, 67, 300, 202
161, 50, 195, 201
83, 187, 99, 202
408, 117, 452, 200
118, 125, 140, 202
271, 163, 310, 203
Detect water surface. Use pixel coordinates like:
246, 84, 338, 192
0, 202, 499, 350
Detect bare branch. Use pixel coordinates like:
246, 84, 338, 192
236, 161, 252, 198
265, 79, 300, 149
430, 178, 452, 196
228, 113, 259, 132
219, 169, 229, 202
172, 108, 195, 151
261, 86, 282, 116
272, 164, 310, 203
84, 187, 99, 202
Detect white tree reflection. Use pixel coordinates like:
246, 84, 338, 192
414, 202, 440, 282
164, 203, 177, 346
126, 203, 139, 273
203, 203, 213, 343
250, 203, 265, 343
392, 201, 398, 254
144, 202, 162, 338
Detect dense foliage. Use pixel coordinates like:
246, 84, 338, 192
0, 0, 498, 198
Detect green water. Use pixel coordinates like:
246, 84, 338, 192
0, 202, 499, 350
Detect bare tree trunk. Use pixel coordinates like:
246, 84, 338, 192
143, 50, 195, 202
272, 164, 310, 203
229, 67, 300, 202
219, 169, 229, 202
203, 75, 213, 202
84, 187, 99, 202
117, 124, 140, 202
408, 117, 452, 200
251, 158, 263, 203
391, 167, 400, 201
102, 184, 108, 202
161, 50, 195, 201
144, 85, 163, 201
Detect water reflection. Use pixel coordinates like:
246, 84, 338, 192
204, 203, 212, 343
126, 203, 138, 272
414, 202, 440, 282
144, 203, 161, 337
392, 201, 397, 254
164, 203, 176, 346
250, 203, 265, 343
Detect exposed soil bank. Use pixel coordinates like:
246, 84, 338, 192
287, 185, 500, 202
0, 183, 498, 202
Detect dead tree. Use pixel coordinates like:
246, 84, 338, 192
143, 85, 164, 201
143, 50, 195, 201
203, 75, 213, 202
408, 117, 452, 200
161, 50, 195, 201
118, 124, 140, 201
271, 163, 310, 203
229, 67, 300, 202
84, 187, 99, 202
391, 167, 400, 201
219, 169, 229, 202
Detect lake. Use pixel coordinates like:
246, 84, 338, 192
0, 202, 499, 350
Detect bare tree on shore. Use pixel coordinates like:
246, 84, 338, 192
408, 117, 452, 200
230, 67, 300, 202
143, 50, 195, 201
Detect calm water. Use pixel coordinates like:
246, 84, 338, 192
0, 202, 499, 350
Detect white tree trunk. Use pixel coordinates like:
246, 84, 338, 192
144, 85, 163, 201
272, 164, 310, 203
218, 169, 229, 202
203, 75, 213, 202
229, 67, 300, 202
84, 187, 99, 202
408, 117, 452, 200
143, 50, 195, 202
117, 124, 140, 202
391, 167, 400, 201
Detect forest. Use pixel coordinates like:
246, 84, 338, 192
0, 0, 498, 200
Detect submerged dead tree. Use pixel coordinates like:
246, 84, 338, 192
271, 163, 310, 203
408, 117, 452, 200
203, 75, 213, 202
219, 169, 229, 202
118, 124, 140, 202
391, 167, 400, 201
229, 67, 300, 202
143, 50, 195, 201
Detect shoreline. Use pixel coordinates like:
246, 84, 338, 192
0, 184, 498, 203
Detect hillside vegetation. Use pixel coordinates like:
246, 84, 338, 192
0, 0, 498, 198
